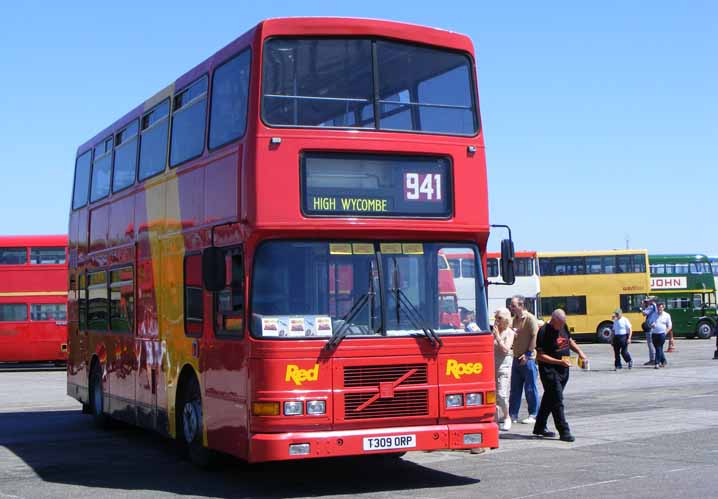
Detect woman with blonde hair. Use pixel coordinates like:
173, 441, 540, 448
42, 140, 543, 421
493, 307, 515, 430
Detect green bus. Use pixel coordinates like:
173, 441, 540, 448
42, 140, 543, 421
649, 254, 716, 339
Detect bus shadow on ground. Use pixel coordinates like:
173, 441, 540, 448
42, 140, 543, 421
1, 410, 479, 498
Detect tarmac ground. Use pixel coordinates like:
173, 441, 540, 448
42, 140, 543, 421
1, 337, 717, 499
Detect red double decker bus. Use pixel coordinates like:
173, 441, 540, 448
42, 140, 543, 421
67, 17, 512, 466
0, 235, 68, 363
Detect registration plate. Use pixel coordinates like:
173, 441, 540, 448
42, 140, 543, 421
362, 434, 416, 451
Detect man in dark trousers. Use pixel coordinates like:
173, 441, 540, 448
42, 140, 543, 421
533, 309, 588, 442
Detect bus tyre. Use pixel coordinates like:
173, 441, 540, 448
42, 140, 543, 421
696, 321, 713, 340
178, 375, 215, 469
596, 322, 614, 343
89, 363, 109, 428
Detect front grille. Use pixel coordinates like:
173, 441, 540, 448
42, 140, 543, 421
344, 389, 429, 420
343, 363, 428, 387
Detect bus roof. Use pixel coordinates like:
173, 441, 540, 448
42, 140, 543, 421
76, 17, 475, 155
0, 235, 68, 247
538, 249, 648, 257
648, 254, 710, 264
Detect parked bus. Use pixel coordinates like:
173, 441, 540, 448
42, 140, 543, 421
648, 254, 716, 339
444, 251, 540, 317
67, 18, 511, 466
538, 249, 650, 342
0, 235, 68, 363
486, 251, 540, 316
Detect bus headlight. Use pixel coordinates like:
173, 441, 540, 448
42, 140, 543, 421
283, 401, 304, 416
466, 393, 483, 406
306, 400, 326, 415
445, 394, 464, 408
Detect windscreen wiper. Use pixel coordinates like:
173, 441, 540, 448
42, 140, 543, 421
325, 260, 380, 350
390, 257, 442, 348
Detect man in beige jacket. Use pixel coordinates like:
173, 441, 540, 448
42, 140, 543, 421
508, 295, 539, 424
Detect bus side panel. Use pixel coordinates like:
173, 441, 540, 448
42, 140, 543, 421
135, 188, 162, 431
0, 319, 27, 362
202, 338, 250, 459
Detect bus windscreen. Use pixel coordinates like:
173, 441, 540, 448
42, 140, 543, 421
250, 241, 486, 339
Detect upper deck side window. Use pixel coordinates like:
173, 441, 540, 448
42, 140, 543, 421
138, 99, 170, 181
170, 76, 208, 167
209, 49, 251, 149
540, 254, 646, 276
513, 257, 534, 277
690, 262, 710, 274
0, 247, 27, 264
90, 137, 114, 202
112, 120, 139, 192
72, 150, 92, 209
261, 37, 478, 135
30, 247, 66, 264
486, 258, 498, 278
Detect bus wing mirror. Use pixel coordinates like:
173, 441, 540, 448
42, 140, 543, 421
202, 247, 226, 292
500, 239, 516, 285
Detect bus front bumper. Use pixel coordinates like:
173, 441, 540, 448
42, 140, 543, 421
248, 422, 498, 462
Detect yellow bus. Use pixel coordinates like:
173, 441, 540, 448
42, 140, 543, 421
538, 249, 650, 342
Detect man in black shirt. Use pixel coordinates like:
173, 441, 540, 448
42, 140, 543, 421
533, 309, 588, 442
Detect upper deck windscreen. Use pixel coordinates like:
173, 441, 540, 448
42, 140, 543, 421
262, 38, 477, 135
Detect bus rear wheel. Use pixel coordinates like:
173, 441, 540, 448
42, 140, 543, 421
696, 321, 713, 340
177, 374, 215, 469
596, 322, 614, 343
89, 362, 109, 428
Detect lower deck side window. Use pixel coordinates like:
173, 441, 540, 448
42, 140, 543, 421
0, 304, 28, 322
30, 304, 67, 321
541, 296, 587, 316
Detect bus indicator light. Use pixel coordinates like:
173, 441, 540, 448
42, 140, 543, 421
252, 402, 280, 417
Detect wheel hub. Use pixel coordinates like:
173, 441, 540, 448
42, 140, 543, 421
183, 400, 201, 443
93, 376, 102, 416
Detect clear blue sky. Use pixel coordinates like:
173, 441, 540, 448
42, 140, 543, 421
1, 1, 715, 254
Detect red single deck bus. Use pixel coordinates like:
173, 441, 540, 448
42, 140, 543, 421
67, 17, 511, 466
0, 235, 68, 363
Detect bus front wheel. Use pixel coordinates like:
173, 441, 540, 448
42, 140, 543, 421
177, 374, 215, 469
696, 321, 713, 340
596, 322, 614, 343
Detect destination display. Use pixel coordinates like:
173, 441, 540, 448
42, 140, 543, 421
301, 153, 452, 218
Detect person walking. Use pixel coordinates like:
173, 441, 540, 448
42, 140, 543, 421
508, 295, 539, 424
492, 307, 515, 430
533, 309, 588, 442
651, 302, 673, 369
611, 308, 633, 370
641, 297, 658, 365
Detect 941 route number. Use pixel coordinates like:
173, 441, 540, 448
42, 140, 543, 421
362, 434, 416, 451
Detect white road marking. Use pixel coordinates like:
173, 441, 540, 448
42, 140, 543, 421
511, 478, 623, 498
